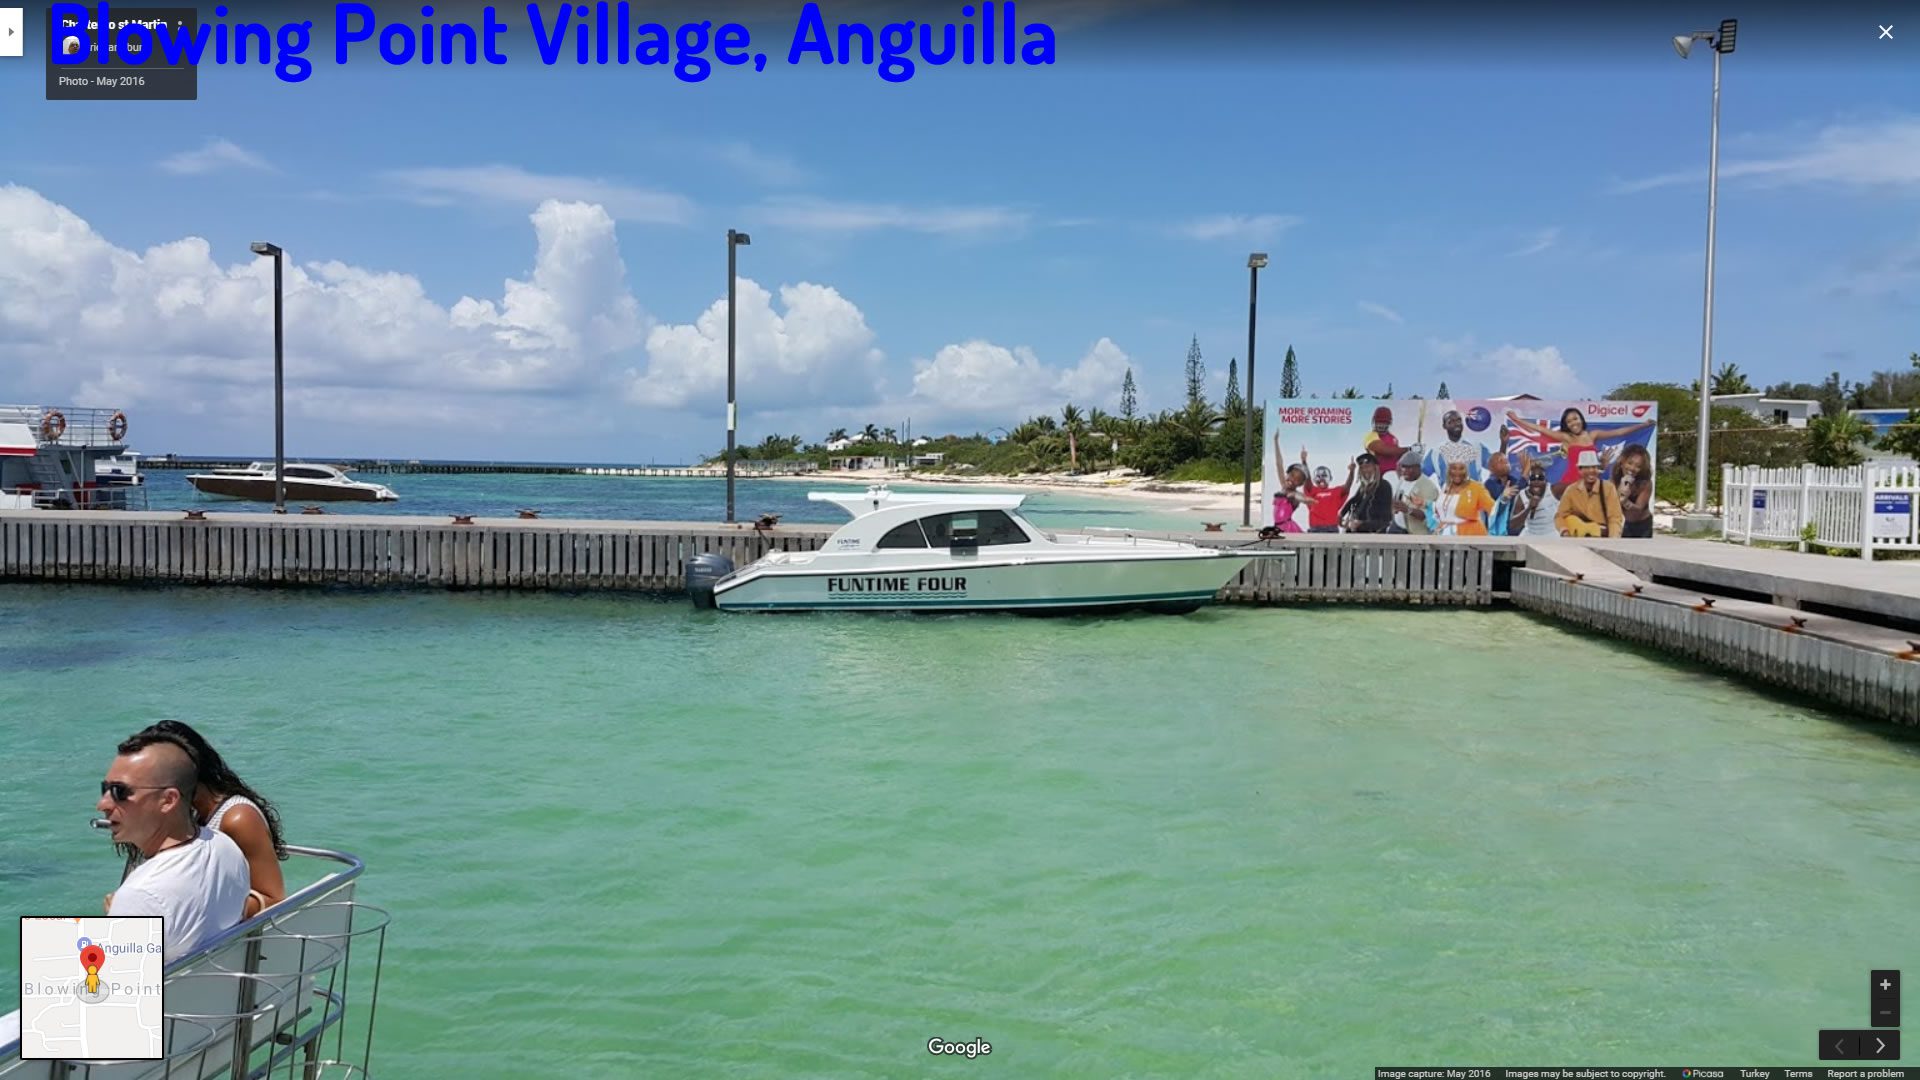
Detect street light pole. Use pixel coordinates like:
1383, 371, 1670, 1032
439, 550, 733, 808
726, 228, 751, 523
1241, 252, 1268, 527
250, 241, 285, 514
1676, 20, 1736, 515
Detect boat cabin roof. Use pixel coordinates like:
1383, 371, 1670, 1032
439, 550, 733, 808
806, 486, 1039, 551
807, 485, 1028, 519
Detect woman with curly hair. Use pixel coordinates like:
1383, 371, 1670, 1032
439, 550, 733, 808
113, 721, 288, 918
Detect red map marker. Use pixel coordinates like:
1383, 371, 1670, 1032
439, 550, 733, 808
79, 944, 104, 993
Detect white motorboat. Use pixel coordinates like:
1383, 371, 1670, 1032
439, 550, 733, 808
93, 450, 144, 486
187, 461, 399, 503
687, 485, 1290, 614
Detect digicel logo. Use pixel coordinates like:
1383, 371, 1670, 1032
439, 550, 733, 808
1584, 402, 1648, 418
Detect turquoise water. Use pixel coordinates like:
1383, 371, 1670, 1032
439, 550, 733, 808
3, 583, 1915, 1075
129, 469, 1226, 533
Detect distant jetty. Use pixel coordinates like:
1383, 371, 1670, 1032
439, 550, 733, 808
140, 456, 822, 477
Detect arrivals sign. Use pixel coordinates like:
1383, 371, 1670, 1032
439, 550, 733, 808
1871, 492, 1913, 540
1262, 398, 1659, 537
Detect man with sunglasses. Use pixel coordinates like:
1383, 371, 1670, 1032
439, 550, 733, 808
97, 731, 250, 963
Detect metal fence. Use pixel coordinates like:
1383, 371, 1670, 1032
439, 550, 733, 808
1721, 462, 1920, 560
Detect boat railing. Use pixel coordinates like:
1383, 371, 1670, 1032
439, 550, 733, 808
0, 484, 149, 512
0, 844, 387, 1080
0, 406, 131, 449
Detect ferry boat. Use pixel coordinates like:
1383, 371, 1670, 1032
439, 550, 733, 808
0, 829, 388, 1077
687, 485, 1290, 614
0, 403, 147, 510
187, 462, 399, 503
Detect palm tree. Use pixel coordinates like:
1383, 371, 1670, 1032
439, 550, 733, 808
1806, 413, 1873, 467
1711, 362, 1755, 395
861, 423, 879, 442
1059, 403, 1088, 472
1086, 407, 1120, 468
1167, 399, 1223, 459
827, 427, 848, 443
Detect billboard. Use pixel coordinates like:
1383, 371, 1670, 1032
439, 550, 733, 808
1263, 398, 1659, 538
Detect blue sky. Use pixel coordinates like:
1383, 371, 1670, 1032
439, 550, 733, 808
1, 1, 1913, 462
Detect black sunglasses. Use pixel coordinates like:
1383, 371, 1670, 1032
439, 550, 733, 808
100, 781, 172, 802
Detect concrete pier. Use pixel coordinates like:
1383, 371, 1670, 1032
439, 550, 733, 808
0, 510, 1524, 603
3, 509, 1913, 725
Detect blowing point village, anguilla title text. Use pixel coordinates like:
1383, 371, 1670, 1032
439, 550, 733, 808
51, 2, 1058, 83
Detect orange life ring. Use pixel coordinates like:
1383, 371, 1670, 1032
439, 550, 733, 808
107, 411, 128, 442
39, 410, 65, 441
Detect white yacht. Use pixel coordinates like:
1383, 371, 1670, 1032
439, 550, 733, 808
187, 462, 399, 503
93, 449, 144, 486
687, 485, 1289, 614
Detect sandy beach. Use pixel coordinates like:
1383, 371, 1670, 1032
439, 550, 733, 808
762, 467, 1251, 517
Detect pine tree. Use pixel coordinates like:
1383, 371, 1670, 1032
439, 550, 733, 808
1120, 367, 1138, 420
1224, 358, 1242, 415
1437, 380, 1451, 399
1184, 335, 1206, 408
1279, 346, 1300, 399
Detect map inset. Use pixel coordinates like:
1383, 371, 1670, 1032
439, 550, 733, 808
18, 917, 164, 1060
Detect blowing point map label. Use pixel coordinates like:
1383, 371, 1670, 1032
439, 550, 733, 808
18, 916, 165, 1060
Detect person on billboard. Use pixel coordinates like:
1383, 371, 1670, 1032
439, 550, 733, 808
1611, 444, 1655, 538
1481, 449, 1518, 501
1362, 406, 1406, 476
1554, 450, 1625, 537
1272, 462, 1311, 532
1431, 460, 1496, 535
1389, 446, 1437, 535
1340, 453, 1394, 533
1423, 410, 1489, 480
1507, 463, 1561, 536
1504, 407, 1655, 484
1294, 442, 1352, 533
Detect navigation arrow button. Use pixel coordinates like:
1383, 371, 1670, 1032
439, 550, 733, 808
1821, 1030, 1861, 1059
1864, 1030, 1901, 1060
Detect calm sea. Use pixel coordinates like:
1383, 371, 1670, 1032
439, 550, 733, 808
3, 477, 1915, 1074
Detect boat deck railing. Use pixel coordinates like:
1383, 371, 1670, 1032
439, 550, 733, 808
0, 406, 130, 449
1, 485, 150, 512
0, 845, 387, 1080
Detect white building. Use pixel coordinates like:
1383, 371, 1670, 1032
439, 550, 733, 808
1710, 393, 1822, 428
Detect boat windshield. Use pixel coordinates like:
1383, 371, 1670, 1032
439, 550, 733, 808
872, 507, 1037, 550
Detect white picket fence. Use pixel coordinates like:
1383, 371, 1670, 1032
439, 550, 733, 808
1721, 462, 1920, 560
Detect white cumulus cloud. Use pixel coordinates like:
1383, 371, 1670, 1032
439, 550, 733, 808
0, 185, 889, 455
906, 337, 1135, 427
1431, 336, 1589, 400
623, 279, 886, 413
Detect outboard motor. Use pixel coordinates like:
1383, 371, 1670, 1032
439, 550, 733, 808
685, 552, 735, 609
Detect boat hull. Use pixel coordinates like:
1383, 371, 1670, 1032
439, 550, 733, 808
188, 477, 395, 502
712, 552, 1253, 614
